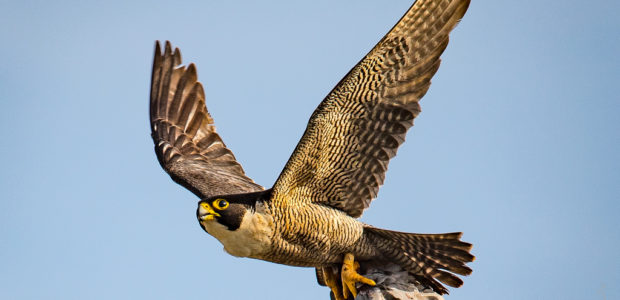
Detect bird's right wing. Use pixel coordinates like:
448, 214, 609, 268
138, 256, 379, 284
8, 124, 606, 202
272, 0, 470, 217
150, 41, 263, 199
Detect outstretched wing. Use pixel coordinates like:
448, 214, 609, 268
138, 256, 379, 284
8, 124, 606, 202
272, 0, 470, 217
150, 41, 263, 199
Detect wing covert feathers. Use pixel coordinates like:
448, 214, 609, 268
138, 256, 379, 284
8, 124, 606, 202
150, 41, 263, 199
272, 0, 470, 217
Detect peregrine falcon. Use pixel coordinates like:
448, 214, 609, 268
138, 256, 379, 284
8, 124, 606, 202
149, 0, 473, 299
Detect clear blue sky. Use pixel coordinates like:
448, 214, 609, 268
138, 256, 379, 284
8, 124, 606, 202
1, 0, 618, 299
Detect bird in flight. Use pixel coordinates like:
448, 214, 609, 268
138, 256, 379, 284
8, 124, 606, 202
149, 0, 473, 299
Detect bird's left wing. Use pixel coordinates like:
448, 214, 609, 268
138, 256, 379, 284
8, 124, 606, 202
272, 0, 470, 217
150, 41, 263, 199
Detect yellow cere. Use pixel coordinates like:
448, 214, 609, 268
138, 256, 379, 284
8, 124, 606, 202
200, 202, 220, 217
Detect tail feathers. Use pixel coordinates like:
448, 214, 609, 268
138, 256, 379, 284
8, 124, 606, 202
365, 227, 475, 295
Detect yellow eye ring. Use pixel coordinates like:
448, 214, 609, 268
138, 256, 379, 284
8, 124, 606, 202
213, 198, 229, 210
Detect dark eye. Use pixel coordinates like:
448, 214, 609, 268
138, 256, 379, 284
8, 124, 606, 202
213, 199, 229, 210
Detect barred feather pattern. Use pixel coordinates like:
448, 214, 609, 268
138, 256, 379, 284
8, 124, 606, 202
254, 200, 379, 267
150, 41, 263, 199
365, 227, 475, 295
272, 0, 471, 218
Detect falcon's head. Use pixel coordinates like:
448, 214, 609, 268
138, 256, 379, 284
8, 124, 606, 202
196, 189, 272, 232
195, 190, 275, 258
197, 197, 248, 231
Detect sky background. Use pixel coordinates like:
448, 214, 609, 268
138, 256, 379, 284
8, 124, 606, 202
1, 0, 619, 299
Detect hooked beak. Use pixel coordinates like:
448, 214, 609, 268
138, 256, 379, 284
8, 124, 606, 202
198, 202, 220, 221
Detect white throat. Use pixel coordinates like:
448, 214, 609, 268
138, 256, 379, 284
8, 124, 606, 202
203, 202, 274, 258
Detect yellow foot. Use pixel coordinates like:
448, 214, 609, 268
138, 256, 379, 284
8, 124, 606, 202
341, 253, 376, 299
321, 266, 345, 300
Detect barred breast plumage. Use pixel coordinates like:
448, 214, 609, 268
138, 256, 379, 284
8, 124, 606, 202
261, 197, 372, 267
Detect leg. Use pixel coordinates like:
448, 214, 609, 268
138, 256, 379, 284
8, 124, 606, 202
341, 253, 376, 299
321, 266, 345, 300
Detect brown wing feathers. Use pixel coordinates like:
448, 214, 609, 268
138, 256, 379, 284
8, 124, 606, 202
366, 227, 475, 294
150, 41, 263, 199
273, 0, 470, 217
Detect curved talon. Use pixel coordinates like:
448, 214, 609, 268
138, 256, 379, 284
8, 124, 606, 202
341, 253, 376, 299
